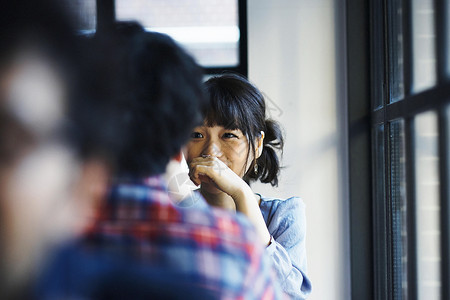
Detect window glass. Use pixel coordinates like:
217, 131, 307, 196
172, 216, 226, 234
388, 0, 405, 103
414, 111, 441, 300
375, 125, 386, 207
372, 0, 385, 110
447, 105, 450, 186
63, 0, 96, 33
389, 119, 408, 299
116, 0, 240, 67
412, 0, 436, 93
374, 124, 388, 297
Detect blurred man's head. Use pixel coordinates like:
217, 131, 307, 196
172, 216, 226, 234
0, 48, 80, 288
92, 22, 206, 178
0, 1, 112, 295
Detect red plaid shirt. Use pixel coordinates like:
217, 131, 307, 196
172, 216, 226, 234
85, 176, 284, 300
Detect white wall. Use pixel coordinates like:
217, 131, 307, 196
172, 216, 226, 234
247, 0, 350, 299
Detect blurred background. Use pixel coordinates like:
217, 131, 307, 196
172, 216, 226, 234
248, 2, 349, 300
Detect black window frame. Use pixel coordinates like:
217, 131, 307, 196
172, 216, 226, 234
347, 0, 450, 299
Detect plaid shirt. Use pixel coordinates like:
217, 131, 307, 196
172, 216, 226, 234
83, 176, 283, 300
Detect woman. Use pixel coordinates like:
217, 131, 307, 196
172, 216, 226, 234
185, 73, 312, 299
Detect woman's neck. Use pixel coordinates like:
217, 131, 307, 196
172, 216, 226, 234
200, 186, 236, 211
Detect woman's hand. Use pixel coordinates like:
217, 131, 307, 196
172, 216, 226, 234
188, 155, 271, 246
188, 155, 248, 199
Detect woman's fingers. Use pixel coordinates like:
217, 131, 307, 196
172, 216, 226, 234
189, 157, 227, 179
188, 157, 235, 192
189, 164, 220, 183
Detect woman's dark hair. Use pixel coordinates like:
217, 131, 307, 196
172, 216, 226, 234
204, 73, 284, 186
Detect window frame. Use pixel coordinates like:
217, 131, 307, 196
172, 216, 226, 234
347, 0, 450, 299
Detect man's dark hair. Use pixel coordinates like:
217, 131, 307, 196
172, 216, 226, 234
0, 0, 118, 164
0, 0, 76, 68
92, 22, 206, 177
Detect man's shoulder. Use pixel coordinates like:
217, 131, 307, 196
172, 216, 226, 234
103, 180, 260, 250
85, 180, 280, 300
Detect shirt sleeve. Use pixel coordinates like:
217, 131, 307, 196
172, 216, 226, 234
264, 197, 312, 299
229, 213, 286, 300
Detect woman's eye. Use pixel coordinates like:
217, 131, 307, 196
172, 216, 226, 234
190, 132, 203, 139
223, 132, 238, 139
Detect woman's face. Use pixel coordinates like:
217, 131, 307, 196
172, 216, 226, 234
185, 125, 253, 180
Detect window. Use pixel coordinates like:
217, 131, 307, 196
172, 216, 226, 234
63, 0, 96, 34
414, 111, 441, 299
411, 0, 436, 93
115, 0, 241, 69
348, 0, 450, 299
73, 0, 247, 76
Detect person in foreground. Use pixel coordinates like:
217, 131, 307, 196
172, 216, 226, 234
0, 1, 118, 298
77, 22, 284, 299
185, 73, 312, 299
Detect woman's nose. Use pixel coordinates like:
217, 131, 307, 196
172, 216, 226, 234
202, 141, 222, 157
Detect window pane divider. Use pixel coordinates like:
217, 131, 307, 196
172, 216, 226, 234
434, 0, 448, 83
438, 109, 450, 300
402, 0, 413, 96
237, 0, 248, 77
385, 121, 394, 300
372, 82, 450, 123
96, 0, 115, 33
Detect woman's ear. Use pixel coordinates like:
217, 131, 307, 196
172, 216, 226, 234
256, 131, 265, 159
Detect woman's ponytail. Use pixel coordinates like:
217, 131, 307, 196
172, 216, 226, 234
246, 119, 284, 186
